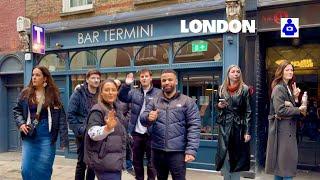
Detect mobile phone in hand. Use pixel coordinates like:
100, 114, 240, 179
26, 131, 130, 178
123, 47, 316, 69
219, 99, 228, 106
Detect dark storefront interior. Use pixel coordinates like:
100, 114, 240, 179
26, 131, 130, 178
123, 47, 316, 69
258, 27, 320, 170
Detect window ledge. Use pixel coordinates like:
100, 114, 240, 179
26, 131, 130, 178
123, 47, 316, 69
134, 0, 162, 5
60, 7, 94, 17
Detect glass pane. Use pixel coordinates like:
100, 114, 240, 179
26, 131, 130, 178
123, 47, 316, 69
266, 44, 320, 70
71, 0, 91, 7
0, 56, 23, 73
182, 70, 222, 140
174, 38, 223, 63
70, 74, 86, 92
39, 53, 66, 72
135, 43, 169, 66
101, 72, 127, 82
70, 51, 97, 70
101, 48, 131, 68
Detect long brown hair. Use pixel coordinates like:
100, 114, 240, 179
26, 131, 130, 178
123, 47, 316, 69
20, 66, 62, 108
271, 60, 294, 90
219, 65, 245, 97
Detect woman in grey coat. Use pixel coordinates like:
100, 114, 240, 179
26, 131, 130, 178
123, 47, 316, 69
265, 60, 307, 180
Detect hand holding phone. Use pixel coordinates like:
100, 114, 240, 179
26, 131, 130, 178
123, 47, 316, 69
218, 99, 228, 108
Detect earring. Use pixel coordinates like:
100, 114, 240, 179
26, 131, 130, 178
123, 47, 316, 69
43, 82, 47, 87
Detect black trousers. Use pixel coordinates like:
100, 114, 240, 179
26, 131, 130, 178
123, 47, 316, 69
152, 149, 186, 180
75, 137, 95, 180
132, 132, 156, 180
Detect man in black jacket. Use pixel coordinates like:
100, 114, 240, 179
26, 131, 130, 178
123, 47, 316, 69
67, 69, 101, 180
141, 69, 201, 180
118, 69, 160, 180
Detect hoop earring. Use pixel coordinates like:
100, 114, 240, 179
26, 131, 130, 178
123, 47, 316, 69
43, 82, 47, 87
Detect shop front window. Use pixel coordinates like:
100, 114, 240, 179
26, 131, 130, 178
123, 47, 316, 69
70, 50, 97, 70
134, 43, 169, 66
39, 53, 66, 72
100, 48, 131, 68
174, 38, 223, 63
181, 71, 222, 140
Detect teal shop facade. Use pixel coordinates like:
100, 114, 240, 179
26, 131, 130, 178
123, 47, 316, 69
18, 1, 249, 171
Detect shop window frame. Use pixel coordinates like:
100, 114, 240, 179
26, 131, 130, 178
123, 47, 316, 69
100, 48, 132, 68
38, 53, 67, 72
62, 0, 93, 13
0, 55, 24, 75
133, 43, 169, 66
173, 38, 223, 63
69, 50, 98, 70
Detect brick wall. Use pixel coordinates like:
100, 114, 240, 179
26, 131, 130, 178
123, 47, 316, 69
26, 0, 199, 24
0, 0, 25, 54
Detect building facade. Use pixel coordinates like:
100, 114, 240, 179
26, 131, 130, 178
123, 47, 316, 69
256, 0, 320, 171
0, 0, 25, 153
21, 0, 251, 171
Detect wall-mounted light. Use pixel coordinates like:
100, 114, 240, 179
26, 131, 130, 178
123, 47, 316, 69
55, 42, 63, 49
227, 35, 233, 44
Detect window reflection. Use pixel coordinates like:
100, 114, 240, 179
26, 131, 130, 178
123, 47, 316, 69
181, 71, 222, 140
39, 53, 66, 72
101, 48, 131, 68
70, 51, 97, 70
135, 44, 169, 66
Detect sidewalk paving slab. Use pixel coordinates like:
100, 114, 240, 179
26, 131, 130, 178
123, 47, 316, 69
0, 152, 319, 180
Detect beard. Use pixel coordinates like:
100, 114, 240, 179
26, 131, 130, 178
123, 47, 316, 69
163, 85, 175, 94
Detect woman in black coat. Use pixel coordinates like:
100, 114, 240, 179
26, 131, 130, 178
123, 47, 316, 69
215, 65, 251, 180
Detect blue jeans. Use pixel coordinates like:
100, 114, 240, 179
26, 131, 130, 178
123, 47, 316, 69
126, 160, 133, 170
21, 119, 56, 180
274, 175, 293, 180
222, 153, 240, 180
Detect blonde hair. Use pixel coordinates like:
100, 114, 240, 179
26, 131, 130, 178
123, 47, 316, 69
219, 64, 245, 97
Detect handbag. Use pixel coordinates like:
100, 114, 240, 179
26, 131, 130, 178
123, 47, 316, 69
26, 94, 45, 137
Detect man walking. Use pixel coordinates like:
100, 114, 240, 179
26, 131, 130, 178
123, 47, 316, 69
68, 69, 101, 180
141, 69, 201, 180
119, 69, 160, 180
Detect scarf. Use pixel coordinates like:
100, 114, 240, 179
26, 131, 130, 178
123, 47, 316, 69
227, 82, 240, 96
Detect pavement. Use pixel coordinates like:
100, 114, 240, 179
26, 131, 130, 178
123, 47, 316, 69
0, 152, 319, 180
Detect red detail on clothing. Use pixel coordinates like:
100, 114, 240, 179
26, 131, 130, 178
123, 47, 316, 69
227, 83, 240, 96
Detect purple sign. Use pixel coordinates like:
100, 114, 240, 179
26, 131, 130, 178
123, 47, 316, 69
32, 25, 45, 54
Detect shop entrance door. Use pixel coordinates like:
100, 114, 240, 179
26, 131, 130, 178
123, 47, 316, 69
295, 70, 320, 169
178, 69, 222, 170
265, 44, 320, 169
7, 85, 23, 151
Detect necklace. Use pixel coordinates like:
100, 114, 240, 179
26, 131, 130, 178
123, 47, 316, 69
36, 90, 45, 102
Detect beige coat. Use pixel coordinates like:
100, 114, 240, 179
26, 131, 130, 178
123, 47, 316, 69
265, 82, 301, 177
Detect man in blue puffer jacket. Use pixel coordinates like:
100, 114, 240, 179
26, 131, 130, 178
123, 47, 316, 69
67, 69, 101, 180
118, 68, 160, 180
140, 69, 201, 180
